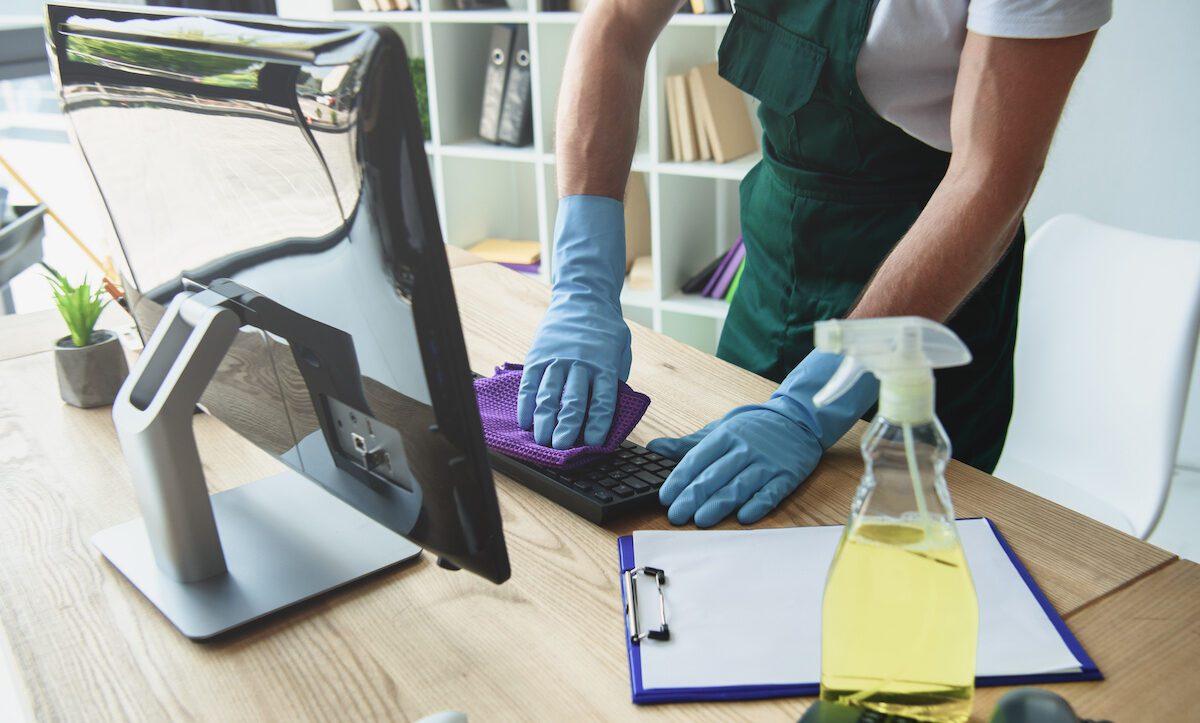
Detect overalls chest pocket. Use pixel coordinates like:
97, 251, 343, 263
718, 7, 863, 177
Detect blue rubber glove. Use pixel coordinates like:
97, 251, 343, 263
518, 196, 632, 449
650, 351, 878, 527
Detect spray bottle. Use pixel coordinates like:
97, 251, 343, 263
813, 317, 979, 723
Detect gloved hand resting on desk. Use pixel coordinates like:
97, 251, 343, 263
649, 351, 878, 527
518, 195, 632, 449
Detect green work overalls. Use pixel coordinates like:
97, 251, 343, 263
714, 0, 1023, 472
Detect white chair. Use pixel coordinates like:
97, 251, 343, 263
993, 215, 1200, 538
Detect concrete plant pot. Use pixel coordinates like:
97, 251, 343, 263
54, 330, 129, 409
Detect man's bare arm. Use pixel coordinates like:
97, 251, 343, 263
849, 30, 1096, 322
556, 0, 679, 199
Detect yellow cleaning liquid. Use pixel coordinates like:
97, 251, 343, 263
820, 519, 979, 722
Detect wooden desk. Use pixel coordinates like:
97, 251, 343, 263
0, 260, 1192, 722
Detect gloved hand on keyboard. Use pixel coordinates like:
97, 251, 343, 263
649, 351, 877, 527
518, 195, 632, 449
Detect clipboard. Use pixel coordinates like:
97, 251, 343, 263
617, 518, 1100, 705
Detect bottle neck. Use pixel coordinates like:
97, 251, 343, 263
878, 372, 935, 424
855, 415, 956, 525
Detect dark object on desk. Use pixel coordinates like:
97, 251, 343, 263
47, 3, 510, 638
798, 689, 1110, 723
496, 24, 533, 147
479, 24, 515, 143
456, 0, 508, 8
990, 688, 1110, 723
0, 203, 46, 315
489, 437, 673, 524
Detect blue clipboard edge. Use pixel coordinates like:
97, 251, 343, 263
617, 518, 1101, 705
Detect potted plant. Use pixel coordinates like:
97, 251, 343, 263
46, 270, 128, 408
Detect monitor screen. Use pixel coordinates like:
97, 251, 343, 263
47, 3, 510, 583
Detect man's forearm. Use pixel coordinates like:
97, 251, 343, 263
556, 1, 677, 199
849, 168, 1029, 322
850, 30, 1095, 322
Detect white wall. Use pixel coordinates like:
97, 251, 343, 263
1025, 0, 1200, 470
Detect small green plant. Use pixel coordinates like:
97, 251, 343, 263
45, 270, 109, 347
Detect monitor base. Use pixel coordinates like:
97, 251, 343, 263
93, 470, 422, 640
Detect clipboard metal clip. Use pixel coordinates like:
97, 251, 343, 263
624, 566, 669, 645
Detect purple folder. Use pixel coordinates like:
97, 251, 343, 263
700, 238, 742, 298
705, 240, 745, 299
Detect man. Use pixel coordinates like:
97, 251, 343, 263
518, 0, 1109, 527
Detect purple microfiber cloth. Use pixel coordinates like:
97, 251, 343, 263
474, 363, 651, 469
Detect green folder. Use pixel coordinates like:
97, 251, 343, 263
723, 259, 746, 302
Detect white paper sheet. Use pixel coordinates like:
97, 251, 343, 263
631, 519, 1083, 691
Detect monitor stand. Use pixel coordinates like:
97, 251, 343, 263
92, 289, 420, 640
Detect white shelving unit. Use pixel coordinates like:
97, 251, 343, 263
280, 0, 760, 355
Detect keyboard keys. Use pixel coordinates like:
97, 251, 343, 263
608, 471, 629, 481
644, 453, 663, 462
591, 489, 613, 503
611, 484, 634, 498
618, 463, 638, 473
633, 470, 662, 487
620, 441, 638, 450
643, 463, 664, 474
626, 477, 650, 492
659, 459, 677, 469
595, 477, 618, 489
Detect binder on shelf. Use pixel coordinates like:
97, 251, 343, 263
688, 74, 712, 161
723, 259, 745, 302
665, 76, 682, 162
705, 239, 744, 299
671, 75, 698, 163
479, 25, 516, 144
618, 518, 1100, 704
690, 62, 757, 164
686, 66, 715, 160
457, 0, 508, 9
497, 25, 533, 147
681, 254, 725, 295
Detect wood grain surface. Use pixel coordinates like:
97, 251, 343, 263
0, 260, 1187, 722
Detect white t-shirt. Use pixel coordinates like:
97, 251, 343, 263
857, 0, 1113, 152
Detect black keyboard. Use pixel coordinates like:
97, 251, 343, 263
484, 440, 675, 524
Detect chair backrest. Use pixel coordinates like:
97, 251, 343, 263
996, 214, 1200, 537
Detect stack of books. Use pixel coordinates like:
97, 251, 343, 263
664, 62, 757, 164
682, 238, 745, 302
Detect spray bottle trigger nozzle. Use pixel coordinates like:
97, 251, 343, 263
814, 357, 866, 408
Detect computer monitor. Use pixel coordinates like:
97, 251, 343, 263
46, 2, 510, 638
